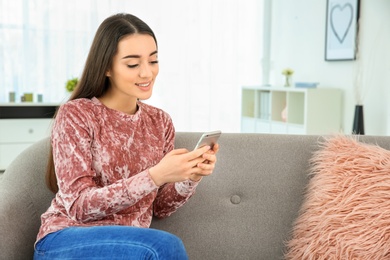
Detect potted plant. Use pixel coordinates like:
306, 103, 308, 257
281, 68, 294, 87
65, 77, 79, 92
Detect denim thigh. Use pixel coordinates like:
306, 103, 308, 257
34, 226, 188, 260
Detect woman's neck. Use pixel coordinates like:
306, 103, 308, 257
98, 94, 138, 115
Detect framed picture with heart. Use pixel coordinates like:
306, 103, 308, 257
325, 0, 360, 61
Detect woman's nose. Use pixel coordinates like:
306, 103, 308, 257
139, 63, 153, 78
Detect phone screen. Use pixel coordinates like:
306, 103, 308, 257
194, 130, 221, 150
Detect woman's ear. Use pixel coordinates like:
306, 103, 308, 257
106, 70, 111, 77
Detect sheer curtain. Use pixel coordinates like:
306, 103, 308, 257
0, 0, 132, 103
0, 0, 264, 132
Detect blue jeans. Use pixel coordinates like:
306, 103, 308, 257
34, 226, 188, 260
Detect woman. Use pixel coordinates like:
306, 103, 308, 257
34, 13, 219, 259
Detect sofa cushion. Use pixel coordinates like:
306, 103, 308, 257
285, 135, 390, 259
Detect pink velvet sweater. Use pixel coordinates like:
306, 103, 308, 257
36, 97, 199, 243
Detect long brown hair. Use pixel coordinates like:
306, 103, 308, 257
46, 13, 157, 193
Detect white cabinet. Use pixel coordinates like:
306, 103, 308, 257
241, 86, 342, 135
0, 104, 59, 171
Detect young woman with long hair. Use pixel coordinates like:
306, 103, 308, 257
34, 13, 219, 259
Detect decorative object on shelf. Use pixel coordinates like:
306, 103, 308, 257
37, 94, 43, 103
24, 93, 33, 102
281, 104, 287, 122
325, 0, 360, 61
65, 77, 79, 92
8, 92, 15, 102
282, 68, 294, 87
294, 82, 319, 89
352, 104, 364, 135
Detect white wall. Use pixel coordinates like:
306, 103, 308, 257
129, 1, 263, 133
270, 0, 390, 135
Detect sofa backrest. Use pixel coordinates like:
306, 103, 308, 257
3, 133, 389, 259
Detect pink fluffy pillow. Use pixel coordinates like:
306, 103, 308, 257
285, 135, 390, 259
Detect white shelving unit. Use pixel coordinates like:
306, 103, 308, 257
241, 86, 342, 135
0, 103, 59, 171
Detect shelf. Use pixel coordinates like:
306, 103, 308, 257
241, 89, 255, 117
287, 92, 304, 125
0, 118, 53, 170
240, 86, 342, 135
0, 104, 60, 119
256, 90, 271, 120
271, 91, 286, 122
0, 104, 59, 170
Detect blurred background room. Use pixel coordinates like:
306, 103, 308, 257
1, 0, 390, 171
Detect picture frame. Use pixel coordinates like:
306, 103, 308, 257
325, 0, 360, 61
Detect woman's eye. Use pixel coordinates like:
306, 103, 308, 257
127, 64, 138, 68
150, 60, 159, 64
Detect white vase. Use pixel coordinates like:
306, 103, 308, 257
284, 76, 292, 87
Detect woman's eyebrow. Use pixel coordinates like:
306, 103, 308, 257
122, 50, 158, 60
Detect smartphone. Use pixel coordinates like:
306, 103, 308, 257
194, 130, 221, 150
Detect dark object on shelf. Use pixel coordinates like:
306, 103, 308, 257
352, 105, 364, 135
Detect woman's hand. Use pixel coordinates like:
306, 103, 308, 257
149, 145, 213, 187
189, 143, 219, 182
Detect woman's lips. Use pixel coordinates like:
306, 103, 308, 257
136, 82, 151, 87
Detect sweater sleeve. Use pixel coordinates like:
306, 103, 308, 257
152, 116, 200, 218
52, 104, 159, 223
153, 180, 200, 218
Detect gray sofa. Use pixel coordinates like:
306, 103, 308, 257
1, 132, 389, 260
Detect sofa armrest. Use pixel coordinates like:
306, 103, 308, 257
0, 137, 54, 259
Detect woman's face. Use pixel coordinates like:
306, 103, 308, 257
106, 34, 159, 102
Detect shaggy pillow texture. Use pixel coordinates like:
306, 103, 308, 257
285, 135, 390, 259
